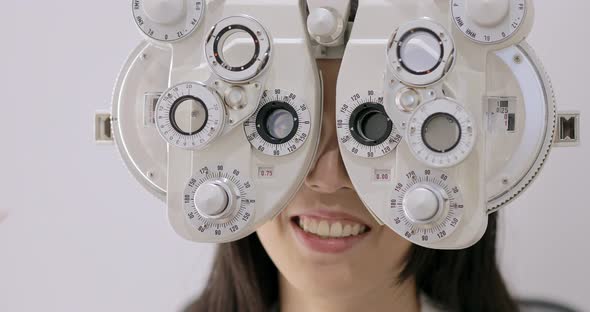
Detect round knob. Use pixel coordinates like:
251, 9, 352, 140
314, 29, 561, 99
403, 186, 441, 223
307, 8, 343, 44
396, 88, 421, 112
194, 182, 230, 217
224, 86, 247, 110
466, 0, 510, 27
143, 0, 185, 25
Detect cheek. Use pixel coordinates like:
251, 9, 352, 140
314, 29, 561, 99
256, 213, 300, 278
369, 226, 414, 275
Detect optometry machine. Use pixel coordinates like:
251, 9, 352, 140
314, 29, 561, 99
95, 0, 580, 250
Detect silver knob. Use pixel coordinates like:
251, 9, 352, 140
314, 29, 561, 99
194, 182, 230, 218
466, 0, 510, 27
307, 7, 344, 45
143, 0, 186, 25
403, 185, 444, 224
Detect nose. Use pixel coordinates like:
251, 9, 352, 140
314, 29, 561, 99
304, 59, 354, 194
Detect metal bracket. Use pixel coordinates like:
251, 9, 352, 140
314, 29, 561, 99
554, 111, 580, 147
95, 111, 114, 143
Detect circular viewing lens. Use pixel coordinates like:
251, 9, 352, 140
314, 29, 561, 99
422, 113, 461, 153
399, 29, 443, 74
170, 96, 208, 136
350, 103, 393, 146
256, 102, 299, 145
266, 109, 295, 140
218, 27, 258, 69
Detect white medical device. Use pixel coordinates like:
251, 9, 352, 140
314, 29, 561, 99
95, 0, 579, 249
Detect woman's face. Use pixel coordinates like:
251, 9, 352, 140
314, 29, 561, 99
256, 59, 413, 300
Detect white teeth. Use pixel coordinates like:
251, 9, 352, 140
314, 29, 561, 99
317, 221, 330, 236
297, 217, 368, 238
308, 219, 318, 233
351, 224, 360, 236
342, 224, 352, 236
329, 222, 343, 237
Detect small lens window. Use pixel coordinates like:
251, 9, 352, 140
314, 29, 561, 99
350, 103, 393, 146
422, 113, 461, 153
220, 29, 257, 69
256, 102, 299, 145
171, 96, 208, 136
399, 29, 443, 74
266, 109, 295, 140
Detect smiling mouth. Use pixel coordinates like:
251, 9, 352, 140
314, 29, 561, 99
291, 216, 372, 239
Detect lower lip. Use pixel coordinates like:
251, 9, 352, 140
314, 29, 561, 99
290, 219, 370, 254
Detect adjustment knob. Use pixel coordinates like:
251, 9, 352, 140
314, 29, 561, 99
390, 170, 464, 244
183, 165, 256, 242
466, 0, 510, 27
224, 86, 247, 110
396, 88, 421, 112
194, 182, 230, 218
307, 8, 344, 45
403, 185, 443, 224
451, 0, 526, 44
132, 0, 204, 42
143, 0, 185, 24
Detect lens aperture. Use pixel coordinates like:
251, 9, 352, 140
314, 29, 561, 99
422, 113, 461, 153
170, 96, 208, 136
350, 103, 393, 146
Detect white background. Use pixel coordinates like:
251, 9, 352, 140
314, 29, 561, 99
0, 1, 587, 311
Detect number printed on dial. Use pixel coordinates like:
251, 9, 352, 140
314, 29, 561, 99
451, 0, 526, 44
132, 0, 205, 42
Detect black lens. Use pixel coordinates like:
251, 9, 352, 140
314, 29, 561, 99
256, 101, 299, 145
349, 103, 393, 146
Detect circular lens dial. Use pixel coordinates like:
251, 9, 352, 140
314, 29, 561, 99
422, 113, 462, 153
390, 169, 465, 244
132, 0, 205, 42
169, 96, 208, 135
155, 82, 225, 150
451, 0, 526, 44
387, 20, 455, 87
244, 89, 311, 157
407, 99, 476, 168
205, 15, 272, 83
398, 29, 443, 75
337, 90, 402, 158
184, 164, 255, 241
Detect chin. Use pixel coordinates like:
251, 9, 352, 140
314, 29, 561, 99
288, 268, 369, 298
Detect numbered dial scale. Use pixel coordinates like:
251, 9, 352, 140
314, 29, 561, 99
386, 19, 456, 87
451, 0, 526, 44
337, 90, 402, 158
184, 164, 256, 240
406, 99, 476, 168
390, 169, 465, 244
155, 82, 225, 150
132, 0, 205, 42
244, 89, 311, 156
205, 15, 272, 83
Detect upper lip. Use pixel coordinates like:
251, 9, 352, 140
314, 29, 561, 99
290, 209, 372, 228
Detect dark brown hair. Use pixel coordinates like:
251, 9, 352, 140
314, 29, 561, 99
185, 212, 518, 312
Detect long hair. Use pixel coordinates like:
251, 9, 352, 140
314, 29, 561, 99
185, 212, 518, 312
